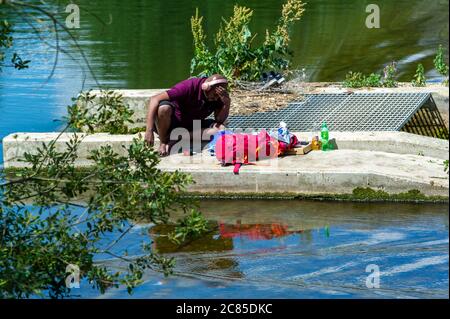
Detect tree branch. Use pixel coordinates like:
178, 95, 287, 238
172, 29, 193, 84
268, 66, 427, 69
8, 0, 101, 87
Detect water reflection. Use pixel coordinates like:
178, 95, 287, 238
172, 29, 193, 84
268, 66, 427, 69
97, 200, 448, 299
151, 224, 234, 254
218, 222, 305, 240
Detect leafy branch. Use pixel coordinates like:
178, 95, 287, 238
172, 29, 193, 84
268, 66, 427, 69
1, 132, 213, 298
0, 20, 29, 71
5, 0, 101, 87
67, 90, 135, 134
0, 0, 217, 299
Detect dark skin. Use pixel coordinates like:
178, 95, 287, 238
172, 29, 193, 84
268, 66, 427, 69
145, 83, 230, 156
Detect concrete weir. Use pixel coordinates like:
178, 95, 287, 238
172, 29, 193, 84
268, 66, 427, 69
2, 131, 449, 199
2, 84, 449, 199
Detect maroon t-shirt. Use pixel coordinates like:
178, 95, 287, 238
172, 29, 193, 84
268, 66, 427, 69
166, 77, 224, 128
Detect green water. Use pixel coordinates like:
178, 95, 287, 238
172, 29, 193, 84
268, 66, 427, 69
74, 0, 448, 87
3, 0, 450, 88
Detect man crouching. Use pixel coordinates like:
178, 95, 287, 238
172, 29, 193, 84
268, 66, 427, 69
145, 74, 230, 156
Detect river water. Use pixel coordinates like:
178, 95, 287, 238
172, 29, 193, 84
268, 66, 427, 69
72, 200, 448, 299
0, 0, 449, 298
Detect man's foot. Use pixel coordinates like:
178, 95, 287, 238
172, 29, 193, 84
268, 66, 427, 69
159, 143, 170, 157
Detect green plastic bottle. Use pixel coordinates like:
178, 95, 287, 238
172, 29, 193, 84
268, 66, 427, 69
321, 121, 329, 151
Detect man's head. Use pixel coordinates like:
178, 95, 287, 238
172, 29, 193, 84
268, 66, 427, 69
202, 74, 229, 101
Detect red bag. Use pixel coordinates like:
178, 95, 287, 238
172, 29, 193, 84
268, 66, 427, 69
215, 130, 279, 174
277, 134, 299, 154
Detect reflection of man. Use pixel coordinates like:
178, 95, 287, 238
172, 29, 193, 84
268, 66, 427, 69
145, 74, 230, 156
150, 224, 234, 253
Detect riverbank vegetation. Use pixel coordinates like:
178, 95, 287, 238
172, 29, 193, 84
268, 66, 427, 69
182, 188, 448, 203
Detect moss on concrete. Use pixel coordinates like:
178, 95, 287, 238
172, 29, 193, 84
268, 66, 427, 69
2, 166, 92, 176
332, 187, 447, 202
182, 187, 448, 203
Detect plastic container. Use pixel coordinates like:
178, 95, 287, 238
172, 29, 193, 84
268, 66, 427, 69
311, 136, 321, 151
321, 121, 329, 151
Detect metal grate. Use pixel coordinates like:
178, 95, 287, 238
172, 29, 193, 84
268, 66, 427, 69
226, 92, 447, 138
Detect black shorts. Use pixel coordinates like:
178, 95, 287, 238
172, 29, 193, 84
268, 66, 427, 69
154, 100, 216, 135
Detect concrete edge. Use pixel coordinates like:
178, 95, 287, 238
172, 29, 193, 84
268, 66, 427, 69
2, 131, 448, 167
167, 170, 449, 198
2, 132, 448, 199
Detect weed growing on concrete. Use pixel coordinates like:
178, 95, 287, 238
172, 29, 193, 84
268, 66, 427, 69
344, 62, 398, 88
434, 45, 449, 86
382, 62, 398, 88
190, 0, 305, 82
412, 63, 426, 87
344, 71, 382, 88
350, 188, 434, 202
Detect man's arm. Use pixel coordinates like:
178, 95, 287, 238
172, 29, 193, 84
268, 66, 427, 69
145, 91, 170, 145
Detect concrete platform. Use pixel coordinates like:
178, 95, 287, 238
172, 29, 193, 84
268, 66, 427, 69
159, 149, 448, 197
2, 131, 448, 198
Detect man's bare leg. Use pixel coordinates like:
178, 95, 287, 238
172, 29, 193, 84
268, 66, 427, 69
155, 104, 173, 156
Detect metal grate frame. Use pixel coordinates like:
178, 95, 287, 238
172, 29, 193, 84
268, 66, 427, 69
225, 92, 447, 138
